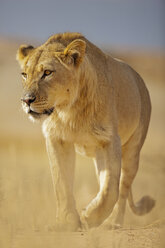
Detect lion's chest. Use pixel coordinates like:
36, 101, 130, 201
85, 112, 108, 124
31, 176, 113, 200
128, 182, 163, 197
74, 134, 98, 157
43, 114, 100, 157
74, 144, 96, 157
57, 124, 98, 157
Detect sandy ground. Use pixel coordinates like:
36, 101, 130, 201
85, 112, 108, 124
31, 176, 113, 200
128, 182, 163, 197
0, 40, 165, 247
1, 222, 164, 248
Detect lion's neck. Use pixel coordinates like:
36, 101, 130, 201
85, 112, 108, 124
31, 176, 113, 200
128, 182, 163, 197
72, 57, 98, 112
55, 57, 98, 126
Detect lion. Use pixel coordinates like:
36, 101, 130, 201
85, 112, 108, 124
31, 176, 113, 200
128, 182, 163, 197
16, 32, 155, 231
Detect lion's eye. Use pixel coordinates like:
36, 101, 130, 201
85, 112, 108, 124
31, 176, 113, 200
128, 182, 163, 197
44, 70, 52, 76
21, 72, 27, 80
42, 70, 53, 79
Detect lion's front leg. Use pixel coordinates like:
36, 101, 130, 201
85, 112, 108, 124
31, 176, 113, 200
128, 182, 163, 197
81, 136, 121, 228
46, 137, 80, 231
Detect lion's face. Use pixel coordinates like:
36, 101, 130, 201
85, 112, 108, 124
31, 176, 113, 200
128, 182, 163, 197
16, 39, 86, 121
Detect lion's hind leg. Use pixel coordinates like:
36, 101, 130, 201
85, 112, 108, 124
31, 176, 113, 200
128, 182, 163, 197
101, 126, 155, 229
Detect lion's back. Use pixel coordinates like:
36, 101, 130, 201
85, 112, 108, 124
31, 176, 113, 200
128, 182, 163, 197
108, 57, 151, 145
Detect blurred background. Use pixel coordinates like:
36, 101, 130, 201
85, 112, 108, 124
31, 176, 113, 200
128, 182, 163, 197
0, 0, 165, 245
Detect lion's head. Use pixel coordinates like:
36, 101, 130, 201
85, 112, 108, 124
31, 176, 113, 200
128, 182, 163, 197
16, 33, 86, 121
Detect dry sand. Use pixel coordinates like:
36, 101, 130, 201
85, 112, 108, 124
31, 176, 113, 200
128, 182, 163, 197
0, 40, 165, 247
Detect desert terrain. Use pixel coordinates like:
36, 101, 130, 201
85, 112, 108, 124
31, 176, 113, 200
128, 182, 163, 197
0, 39, 165, 247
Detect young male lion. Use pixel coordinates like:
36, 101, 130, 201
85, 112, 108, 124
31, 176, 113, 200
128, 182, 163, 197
16, 32, 155, 231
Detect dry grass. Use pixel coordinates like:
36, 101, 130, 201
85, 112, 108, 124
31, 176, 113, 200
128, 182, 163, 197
0, 40, 165, 247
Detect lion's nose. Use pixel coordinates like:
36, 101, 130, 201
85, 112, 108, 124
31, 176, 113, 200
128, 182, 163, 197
22, 95, 36, 106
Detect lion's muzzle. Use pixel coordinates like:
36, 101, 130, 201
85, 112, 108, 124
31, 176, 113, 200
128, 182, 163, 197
21, 94, 36, 106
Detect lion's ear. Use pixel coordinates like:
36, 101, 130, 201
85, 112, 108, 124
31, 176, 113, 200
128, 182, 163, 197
63, 39, 86, 67
16, 45, 34, 67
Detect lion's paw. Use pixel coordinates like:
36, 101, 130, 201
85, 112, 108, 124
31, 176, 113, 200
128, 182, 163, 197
51, 212, 81, 232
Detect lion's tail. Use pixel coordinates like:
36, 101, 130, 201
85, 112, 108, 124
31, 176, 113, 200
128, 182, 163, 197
128, 188, 155, 216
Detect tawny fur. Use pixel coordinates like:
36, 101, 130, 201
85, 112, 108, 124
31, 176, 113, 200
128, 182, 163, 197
16, 32, 155, 231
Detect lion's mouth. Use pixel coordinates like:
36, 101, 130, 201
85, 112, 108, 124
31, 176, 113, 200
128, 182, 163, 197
28, 107, 54, 117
